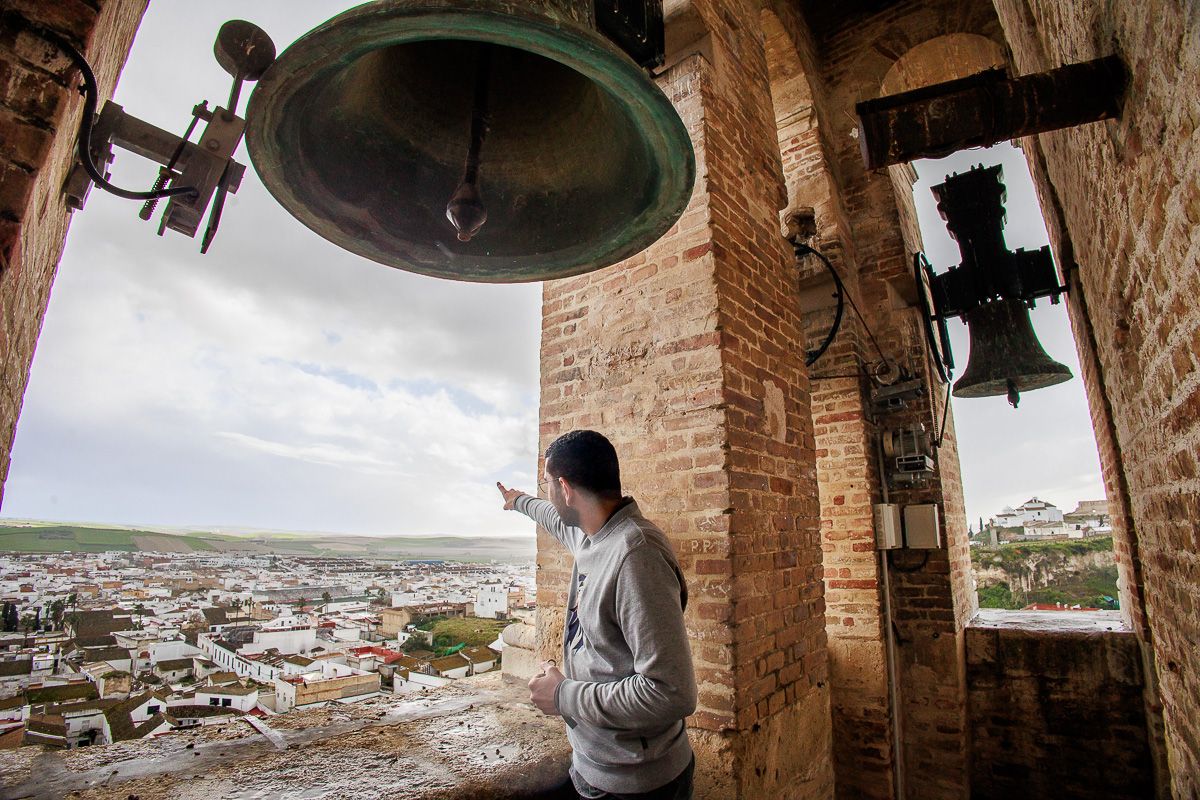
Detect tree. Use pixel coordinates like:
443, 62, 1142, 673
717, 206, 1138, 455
296, 596, 308, 614
49, 599, 65, 629
20, 613, 37, 643
232, 598, 243, 623
321, 591, 333, 606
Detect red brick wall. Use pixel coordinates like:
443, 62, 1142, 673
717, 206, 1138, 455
0, 0, 149, 504
802, 2, 1003, 796
992, 0, 1200, 793
761, 8, 897, 796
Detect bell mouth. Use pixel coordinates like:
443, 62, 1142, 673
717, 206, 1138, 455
951, 298, 1074, 399
245, 5, 695, 283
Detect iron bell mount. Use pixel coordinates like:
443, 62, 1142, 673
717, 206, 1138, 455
915, 164, 1072, 408
54, 20, 277, 253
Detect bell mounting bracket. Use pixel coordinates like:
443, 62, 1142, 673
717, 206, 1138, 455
595, 0, 665, 69
59, 20, 276, 254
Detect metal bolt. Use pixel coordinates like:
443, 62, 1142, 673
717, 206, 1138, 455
206, 140, 220, 150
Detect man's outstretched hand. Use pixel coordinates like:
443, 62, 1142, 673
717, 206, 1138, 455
496, 482, 524, 511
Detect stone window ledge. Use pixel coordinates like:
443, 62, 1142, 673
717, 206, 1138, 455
0, 672, 571, 800
967, 609, 1144, 689
969, 608, 1129, 634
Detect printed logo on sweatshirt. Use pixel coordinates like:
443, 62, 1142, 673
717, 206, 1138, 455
565, 572, 587, 654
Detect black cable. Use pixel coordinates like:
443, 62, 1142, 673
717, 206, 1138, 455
933, 379, 952, 448
888, 550, 930, 573
43, 29, 197, 203
793, 242, 845, 367
795, 242, 890, 369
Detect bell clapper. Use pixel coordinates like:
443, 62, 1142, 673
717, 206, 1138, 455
446, 45, 493, 242
1006, 379, 1020, 409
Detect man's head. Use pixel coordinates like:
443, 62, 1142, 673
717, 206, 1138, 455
544, 430, 622, 526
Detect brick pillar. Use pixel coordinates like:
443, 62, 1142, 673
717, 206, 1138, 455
759, 7, 899, 797
0, 0, 149, 503
806, 3, 1002, 797
534, 3, 835, 797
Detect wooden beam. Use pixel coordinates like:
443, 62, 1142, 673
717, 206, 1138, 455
855, 56, 1126, 170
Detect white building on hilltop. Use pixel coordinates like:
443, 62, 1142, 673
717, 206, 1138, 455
993, 497, 1064, 527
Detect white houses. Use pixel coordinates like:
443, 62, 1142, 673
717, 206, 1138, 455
993, 497, 1065, 528
194, 684, 259, 712
272, 662, 380, 713
243, 617, 317, 655
473, 580, 508, 620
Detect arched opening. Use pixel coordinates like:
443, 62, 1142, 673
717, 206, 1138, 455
879, 33, 1122, 618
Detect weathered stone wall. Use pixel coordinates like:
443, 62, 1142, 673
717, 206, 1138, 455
990, 1, 1199, 794
0, 0, 149, 505
966, 620, 1154, 798
534, 2, 835, 796
760, 6, 895, 797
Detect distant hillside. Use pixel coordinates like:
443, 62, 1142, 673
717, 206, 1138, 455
972, 536, 1118, 609
0, 522, 535, 562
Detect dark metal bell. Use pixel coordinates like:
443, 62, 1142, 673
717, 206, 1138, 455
243, 0, 695, 283
952, 298, 1072, 404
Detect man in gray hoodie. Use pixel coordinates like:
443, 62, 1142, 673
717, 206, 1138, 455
498, 429, 697, 799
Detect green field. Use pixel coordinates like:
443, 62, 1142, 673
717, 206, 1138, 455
0, 521, 535, 562
428, 617, 509, 648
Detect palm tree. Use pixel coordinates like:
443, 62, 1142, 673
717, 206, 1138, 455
231, 598, 243, 623
321, 591, 333, 607
49, 599, 65, 630
296, 596, 308, 615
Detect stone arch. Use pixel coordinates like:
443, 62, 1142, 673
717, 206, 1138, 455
878, 33, 1007, 96
877, 33, 1009, 259
759, 7, 847, 269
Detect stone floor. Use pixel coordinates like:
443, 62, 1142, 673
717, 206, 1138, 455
0, 672, 572, 800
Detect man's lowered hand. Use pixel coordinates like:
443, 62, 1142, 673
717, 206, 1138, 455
528, 660, 564, 716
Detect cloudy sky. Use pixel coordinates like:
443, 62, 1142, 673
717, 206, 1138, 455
3, 3, 543, 537
1, 3, 1103, 536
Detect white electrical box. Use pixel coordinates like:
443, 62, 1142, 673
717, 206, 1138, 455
903, 504, 942, 549
874, 503, 903, 549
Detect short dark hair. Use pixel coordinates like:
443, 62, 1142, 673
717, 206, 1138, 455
545, 430, 622, 499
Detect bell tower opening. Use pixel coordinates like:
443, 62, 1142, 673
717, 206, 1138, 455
911, 144, 1116, 614
869, 31, 1124, 619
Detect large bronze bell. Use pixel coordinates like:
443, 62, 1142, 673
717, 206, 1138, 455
243, 0, 695, 283
952, 297, 1072, 406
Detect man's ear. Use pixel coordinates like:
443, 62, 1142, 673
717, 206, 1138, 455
558, 477, 577, 506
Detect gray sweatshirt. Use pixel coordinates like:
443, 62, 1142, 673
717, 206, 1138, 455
514, 495, 696, 795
